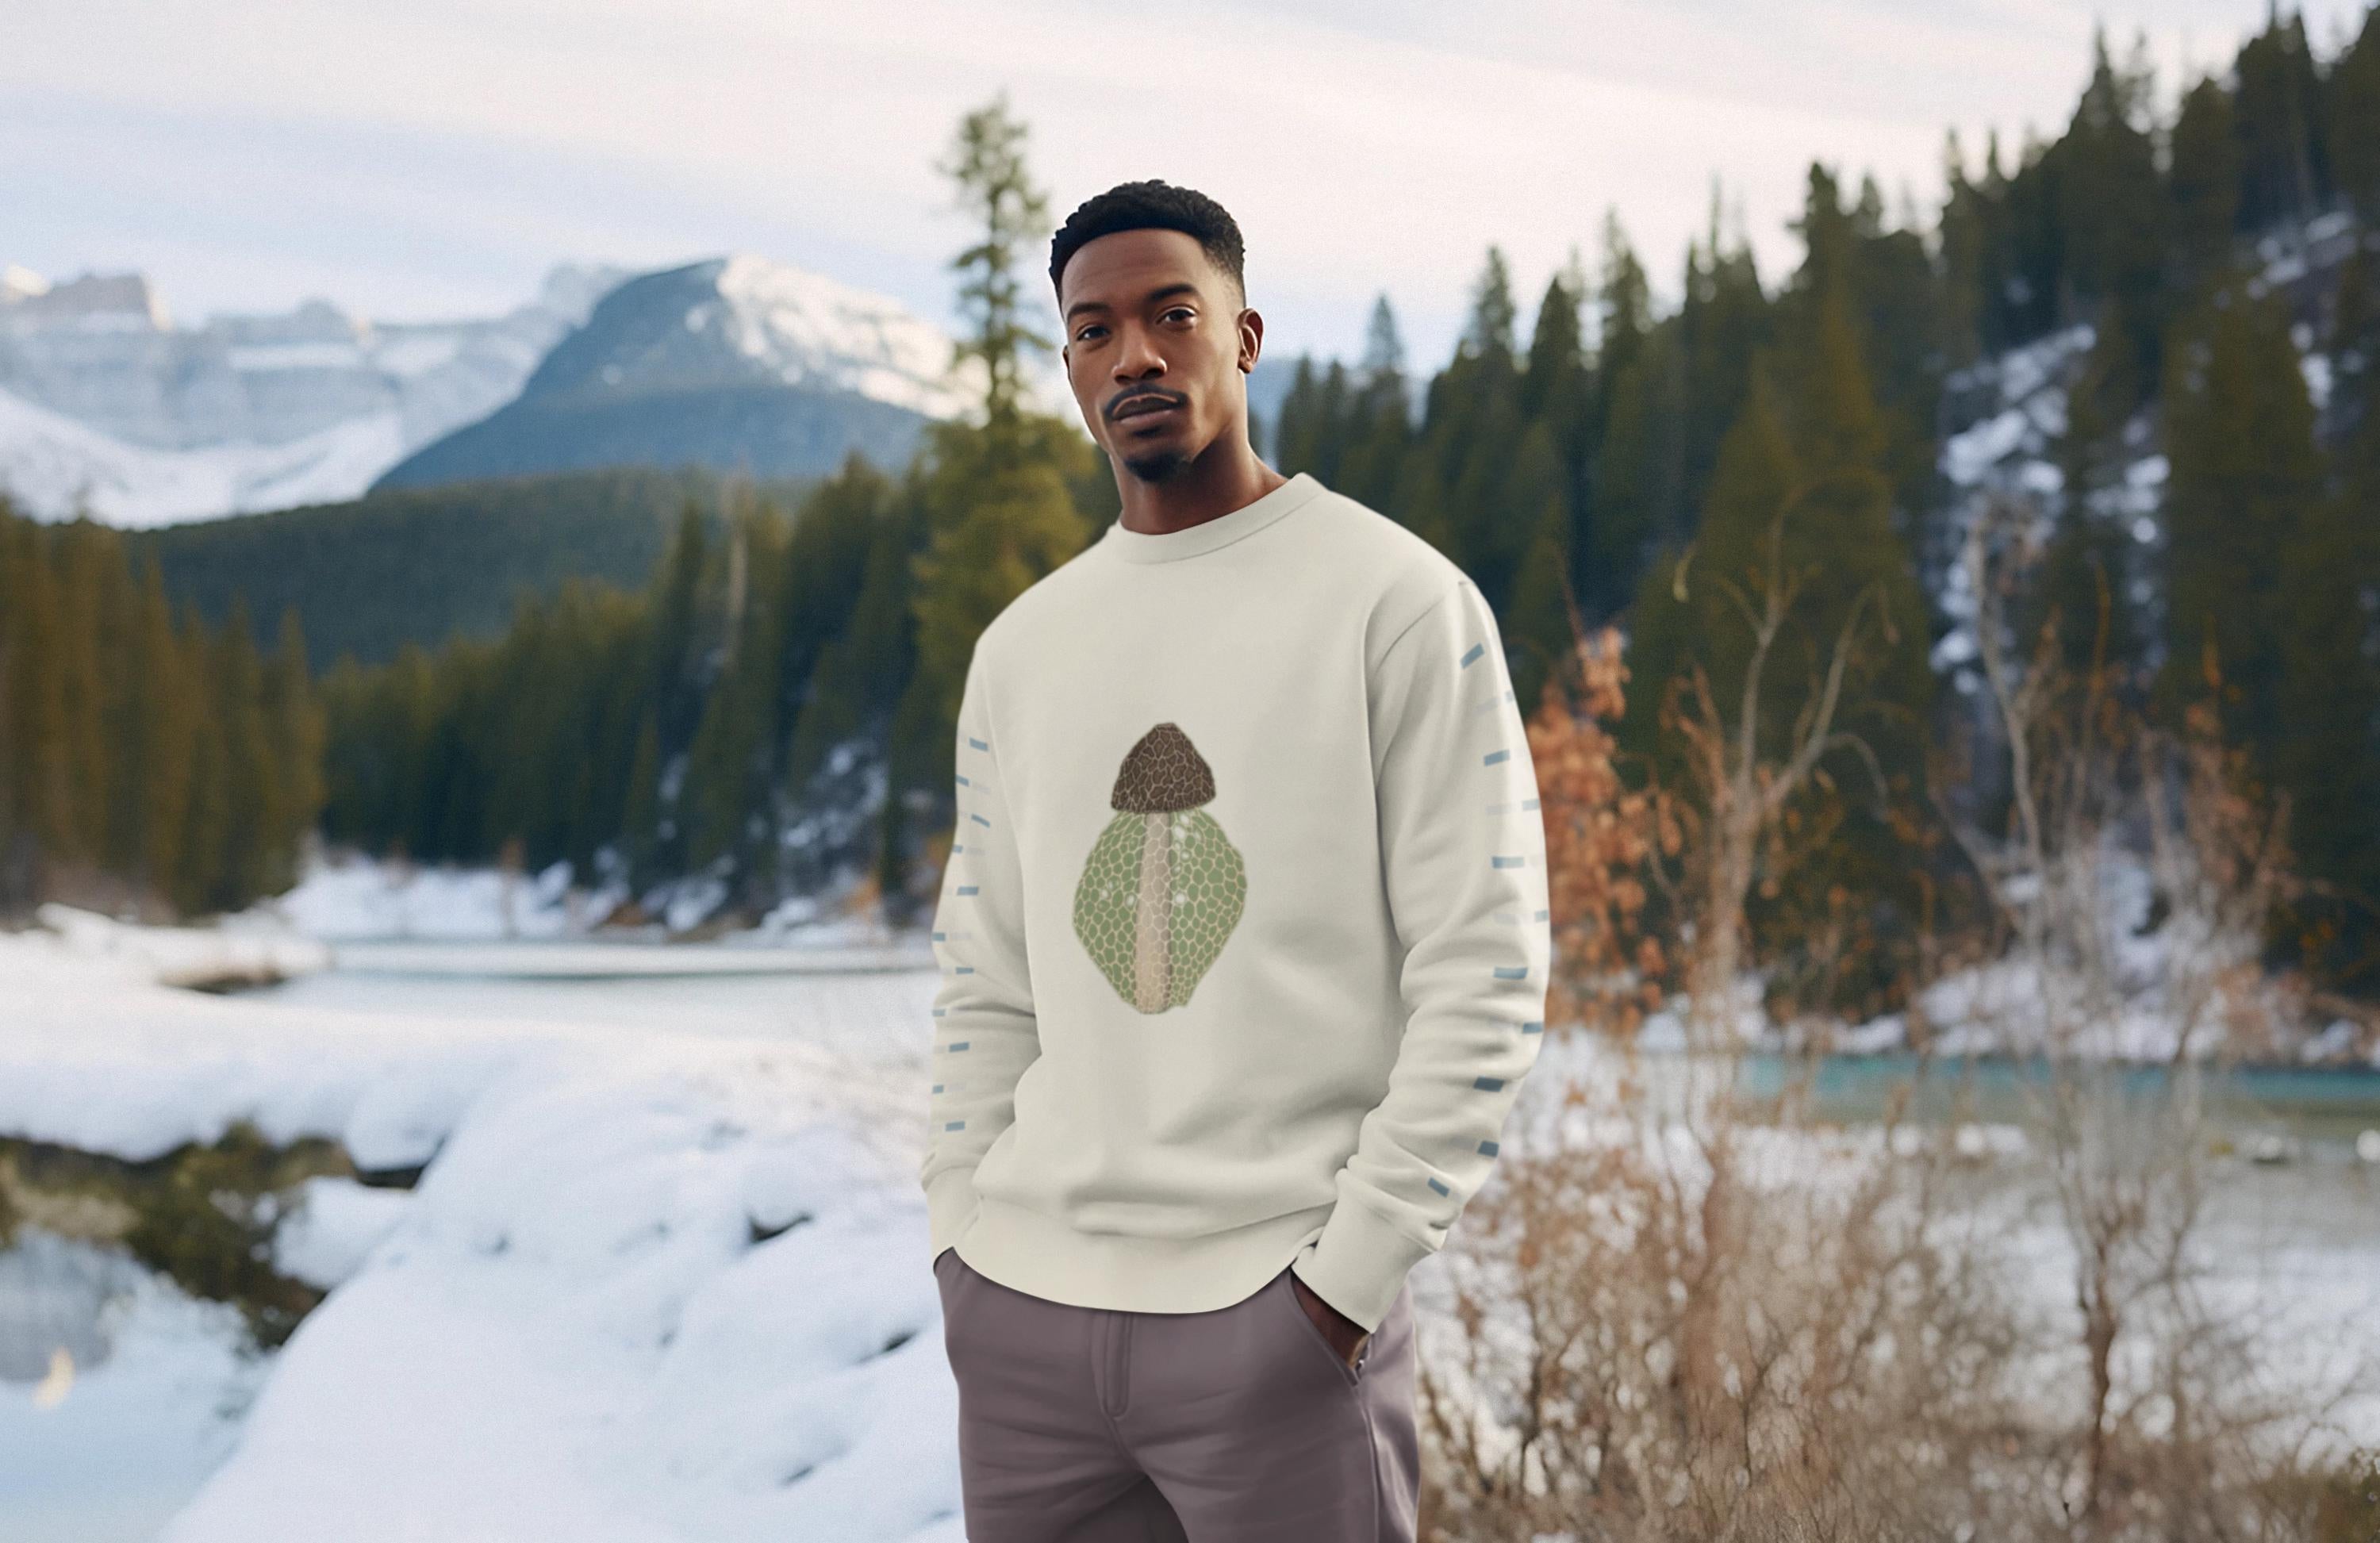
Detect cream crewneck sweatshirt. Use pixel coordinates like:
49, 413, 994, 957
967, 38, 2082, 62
919, 470, 1552, 1335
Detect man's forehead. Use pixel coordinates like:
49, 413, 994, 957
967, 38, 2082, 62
1062, 229, 1223, 311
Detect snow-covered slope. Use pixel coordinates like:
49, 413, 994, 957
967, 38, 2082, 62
0, 264, 627, 527
0, 382, 406, 530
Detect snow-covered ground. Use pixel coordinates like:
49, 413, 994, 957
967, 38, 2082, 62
0, 909, 964, 1541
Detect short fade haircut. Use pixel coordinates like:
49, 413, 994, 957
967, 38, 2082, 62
1049, 179, 1246, 308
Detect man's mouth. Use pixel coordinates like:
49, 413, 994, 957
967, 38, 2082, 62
1112, 394, 1180, 422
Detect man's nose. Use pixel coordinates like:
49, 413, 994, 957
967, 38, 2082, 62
1114, 328, 1165, 382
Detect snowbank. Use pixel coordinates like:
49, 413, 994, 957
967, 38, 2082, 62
247, 847, 905, 950
257, 850, 625, 943
32, 902, 330, 992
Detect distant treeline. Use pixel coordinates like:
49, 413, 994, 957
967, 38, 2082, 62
0, 508, 322, 914
126, 466, 781, 672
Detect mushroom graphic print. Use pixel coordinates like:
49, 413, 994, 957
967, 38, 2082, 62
1073, 723, 1247, 1012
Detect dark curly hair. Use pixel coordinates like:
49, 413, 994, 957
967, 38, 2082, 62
1048, 179, 1246, 306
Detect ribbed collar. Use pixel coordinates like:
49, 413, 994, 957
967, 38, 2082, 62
1096, 472, 1324, 565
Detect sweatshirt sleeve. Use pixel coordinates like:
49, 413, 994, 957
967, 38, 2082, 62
918, 644, 1040, 1265
1292, 576, 1553, 1334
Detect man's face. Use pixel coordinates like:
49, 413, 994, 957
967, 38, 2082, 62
1058, 228, 1255, 485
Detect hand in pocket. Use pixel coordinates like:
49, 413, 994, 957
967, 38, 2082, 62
1288, 1268, 1370, 1372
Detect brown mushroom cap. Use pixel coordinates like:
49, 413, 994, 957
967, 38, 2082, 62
1111, 722, 1216, 812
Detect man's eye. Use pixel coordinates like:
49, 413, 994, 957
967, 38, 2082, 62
1164, 308, 1195, 324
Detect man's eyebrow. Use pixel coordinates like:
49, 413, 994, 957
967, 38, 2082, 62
1065, 281, 1203, 323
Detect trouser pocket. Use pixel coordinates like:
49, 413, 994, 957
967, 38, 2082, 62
1276, 1266, 1363, 1388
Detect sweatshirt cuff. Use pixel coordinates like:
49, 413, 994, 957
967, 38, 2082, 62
1292, 1195, 1433, 1334
925, 1165, 982, 1261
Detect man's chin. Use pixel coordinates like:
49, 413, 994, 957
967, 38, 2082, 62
1120, 448, 1192, 484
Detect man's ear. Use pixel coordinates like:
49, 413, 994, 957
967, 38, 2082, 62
1238, 308, 1264, 374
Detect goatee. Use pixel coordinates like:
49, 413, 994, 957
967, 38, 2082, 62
1123, 449, 1192, 483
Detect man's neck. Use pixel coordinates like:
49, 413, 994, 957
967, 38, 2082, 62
1115, 437, 1290, 535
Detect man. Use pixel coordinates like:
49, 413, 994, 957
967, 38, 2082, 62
921, 179, 1550, 1541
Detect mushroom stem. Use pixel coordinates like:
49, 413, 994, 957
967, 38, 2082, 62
1133, 810, 1173, 1011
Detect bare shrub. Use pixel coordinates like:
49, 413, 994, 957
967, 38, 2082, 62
1422, 1062, 2035, 1543
1933, 494, 2376, 1541
1427, 568, 2033, 1541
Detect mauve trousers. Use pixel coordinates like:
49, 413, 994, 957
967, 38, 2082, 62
933, 1246, 1420, 1541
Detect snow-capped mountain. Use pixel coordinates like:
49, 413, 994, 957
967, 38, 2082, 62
0, 264, 628, 527
372, 254, 1015, 493
606, 253, 986, 419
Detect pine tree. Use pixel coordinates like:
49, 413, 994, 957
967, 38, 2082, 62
4, 521, 77, 867
2034, 310, 2148, 680
2057, 29, 2167, 336
1504, 470, 1577, 720
1412, 248, 1526, 575
2170, 74, 2243, 294
2159, 282, 2321, 754
2275, 398, 2380, 973
684, 494, 795, 893
2232, 10, 2328, 234
1596, 211, 1653, 407
1938, 132, 1990, 370
907, 432, 1084, 745
647, 497, 712, 754
1521, 267, 1589, 423
1587, 325, 1688, 619
1337, 296, 1413, 513
175, 601, 231, 915
0, 509, 27, 899
209, 597, 281, 909
2330, 243, 2380, 437
1464, 247, 1520, 367
900, 98, 1090, 843
51, 524, 113, 862
620, 708, 663, 895
123, 557, 194, 897
1269, 356, 1324, 475
1273, 359, 1349, 486
2332, 2, 2380, 220
1361, 294, 1406, 379
785, 459, 912, 798
263, 606, 325, 892
941, 90, 1054, 445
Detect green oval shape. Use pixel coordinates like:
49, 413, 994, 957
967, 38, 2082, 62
1072, 808, 1246, 1011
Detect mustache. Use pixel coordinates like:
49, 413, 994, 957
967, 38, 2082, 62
1105, 385, 1186, 420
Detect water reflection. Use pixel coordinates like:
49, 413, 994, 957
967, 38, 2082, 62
0, 1124, 386, 1542
0, 1228, 268, 1543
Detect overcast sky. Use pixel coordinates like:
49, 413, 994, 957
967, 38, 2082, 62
6, 0, 2368, 373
